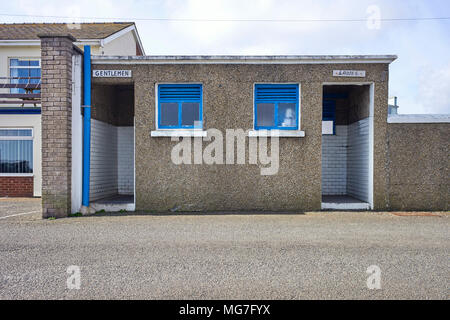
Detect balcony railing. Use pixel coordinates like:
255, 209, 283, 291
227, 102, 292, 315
0, 77, 41, 107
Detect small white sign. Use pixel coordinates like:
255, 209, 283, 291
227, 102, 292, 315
93, 70, 132, 78
333, 70, 366, 77
322, 120, 334, 135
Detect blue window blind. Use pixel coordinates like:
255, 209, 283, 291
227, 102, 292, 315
158, 84, 203, 129
0, 129, 33, 174
254, 84, 299, 130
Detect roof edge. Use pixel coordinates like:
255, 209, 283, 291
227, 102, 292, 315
91, 54, 397, 64
38, 33, 76, 41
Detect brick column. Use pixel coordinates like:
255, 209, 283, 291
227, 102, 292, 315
39, 34, 76, 218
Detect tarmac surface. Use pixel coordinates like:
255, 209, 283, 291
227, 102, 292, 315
0, 198, 448, 299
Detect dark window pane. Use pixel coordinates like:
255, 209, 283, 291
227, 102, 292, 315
278, 103, 297, 127
160, 103, 179, 126
18, 129, 32, 137
181, 103, 200, 127
29, 60, 40, 66
30, 68, 40, 79
0, 140, 33, 173
0, 129, 31, 137
0, 129, 17, 136
17, 60, 30, 66
256, 103, 275, 127
18, 68, 29, 79
18, 69, 29, 94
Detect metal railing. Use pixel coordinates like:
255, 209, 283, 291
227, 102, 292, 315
0, 77, 41, 107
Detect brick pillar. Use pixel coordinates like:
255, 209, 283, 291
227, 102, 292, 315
39, 34, 76, 218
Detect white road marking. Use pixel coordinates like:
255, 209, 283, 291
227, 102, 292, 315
0, 210, 40, 220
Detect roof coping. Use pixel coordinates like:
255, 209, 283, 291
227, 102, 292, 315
387, 114, 450, 123
91, 54, 397, 64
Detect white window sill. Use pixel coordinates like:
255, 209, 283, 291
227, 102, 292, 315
248, 130, 305, 137
0, 173, 33, 177
151, 130, 208, 137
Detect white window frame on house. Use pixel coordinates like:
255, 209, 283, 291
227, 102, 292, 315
151, 82, 207, 137
8, 57, 41, 94
0, 128, 34, 176
248, 82, 305, 137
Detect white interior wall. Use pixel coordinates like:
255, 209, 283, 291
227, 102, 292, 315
90, 119, 134, 201
90, 119, 118, 201
117, 126, 134, 195
347, 118, 370, 202
322, 125, 347, 195
321, 119, 370, 201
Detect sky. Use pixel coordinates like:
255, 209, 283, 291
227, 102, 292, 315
1, 0, 449, 114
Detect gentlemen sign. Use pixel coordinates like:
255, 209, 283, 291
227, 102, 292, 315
93, 70, 132, 78
333, 70, 366, 77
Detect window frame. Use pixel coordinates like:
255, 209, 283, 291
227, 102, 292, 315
156, 83, 203, 130
8, 57, 41, 94
0, 127, 34, 176
253, 83, 300, 131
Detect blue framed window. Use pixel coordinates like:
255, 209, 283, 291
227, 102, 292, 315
254, 84, 299, 130
0, 129, 33, 174
157, 84, 203, 129
9, 58, 41, 94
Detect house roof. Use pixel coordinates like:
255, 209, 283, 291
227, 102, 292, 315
0, 22, 135, 40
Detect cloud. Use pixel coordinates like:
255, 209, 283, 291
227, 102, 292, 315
0, 0, 449, 114
415, 64, 450, 114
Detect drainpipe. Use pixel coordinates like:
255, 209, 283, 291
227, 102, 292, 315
81, 45, 91, 210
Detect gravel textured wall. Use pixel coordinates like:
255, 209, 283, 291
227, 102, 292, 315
92, 62, 390, 212
387, 123, 449, 211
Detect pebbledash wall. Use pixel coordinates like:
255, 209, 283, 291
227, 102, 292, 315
39, 35, 449, 217
387, 116, 449, 211
91, 58, 392, 212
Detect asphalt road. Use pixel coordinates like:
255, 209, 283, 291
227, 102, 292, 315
0, 198, 448, 299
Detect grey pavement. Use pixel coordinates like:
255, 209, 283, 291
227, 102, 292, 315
0, 198, 448, 299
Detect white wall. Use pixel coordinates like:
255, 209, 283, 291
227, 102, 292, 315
90, 119, 134, 201
102, 31, 137, 56
71, 54, 82, 213
118, 126, 134, 195
90, 119, 118, 201
347, 118, 370, 202
0, 114, 41, 196
0, 46, 40, 79
322, 125, 348, 195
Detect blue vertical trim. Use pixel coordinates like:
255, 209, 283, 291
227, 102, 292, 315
82, 46, 91, 207
0, 108, 41, 114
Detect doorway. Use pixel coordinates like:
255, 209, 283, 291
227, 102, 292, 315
321, 84, 373, 210
89, 84, 135, 211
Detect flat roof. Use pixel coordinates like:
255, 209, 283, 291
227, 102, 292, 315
387, 114, 450, 123
92, 55, 397, 64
